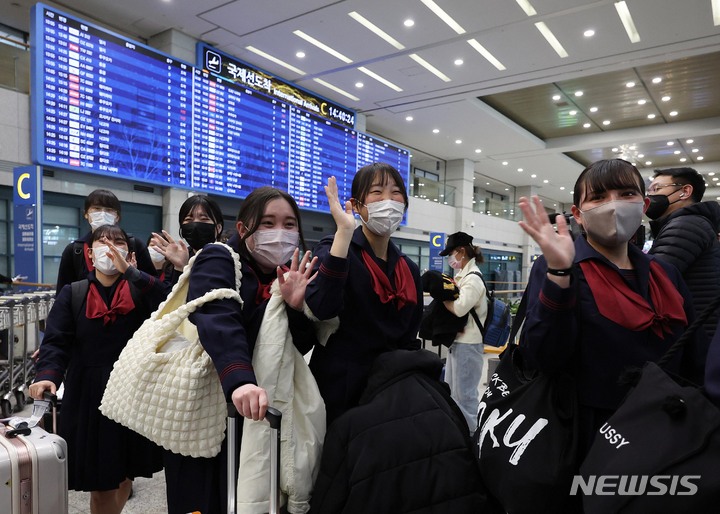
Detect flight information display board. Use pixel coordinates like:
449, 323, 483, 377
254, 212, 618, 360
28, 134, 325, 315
30, 4, 411, 214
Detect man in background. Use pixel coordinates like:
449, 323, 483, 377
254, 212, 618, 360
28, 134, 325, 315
647, 167, 720, 339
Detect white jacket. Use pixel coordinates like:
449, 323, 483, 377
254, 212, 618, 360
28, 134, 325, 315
451, 261, 488, 344
236, 281, 327, 514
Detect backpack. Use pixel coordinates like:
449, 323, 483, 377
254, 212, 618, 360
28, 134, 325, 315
467, 271, 511, 347
70, 278, 142, 321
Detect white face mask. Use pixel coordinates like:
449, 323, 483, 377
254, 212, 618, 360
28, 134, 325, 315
359, 199, 405, 237
448, 252, 463, 270
147, 245, 165, 263
88, 211, 118, 231
92, 245, 127, 276
250, 229, 299, 270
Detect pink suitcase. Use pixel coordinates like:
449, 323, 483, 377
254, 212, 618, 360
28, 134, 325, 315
0, 405, 68, 513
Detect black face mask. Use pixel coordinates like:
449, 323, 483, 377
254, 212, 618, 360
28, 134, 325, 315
181, 222, 217, 251
645, 191, 681, 220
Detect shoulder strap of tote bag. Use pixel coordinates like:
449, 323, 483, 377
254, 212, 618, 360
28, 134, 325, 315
152, 241, 243, 322
657, 293, 720, 368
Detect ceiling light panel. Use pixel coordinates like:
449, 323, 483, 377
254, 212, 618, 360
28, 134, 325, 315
409, 54, 452, 82
421, 0, 466, 34
614, 1, 641, 43
348, 11, 405, 50
534, 22, 568, 58
293, 30, 353, 63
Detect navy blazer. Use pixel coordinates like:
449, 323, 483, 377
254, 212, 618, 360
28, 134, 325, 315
305, 227, 423, 424
520, 235, 706, 411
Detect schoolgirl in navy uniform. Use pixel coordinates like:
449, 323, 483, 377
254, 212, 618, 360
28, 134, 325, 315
517, 159, 705, 458
305, 162, 424, 424
162, 186, 318, 514
148, 194, 225, 291
31, 224, 165, 514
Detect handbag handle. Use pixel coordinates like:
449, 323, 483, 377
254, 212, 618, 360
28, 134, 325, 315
657, 293, 720, 368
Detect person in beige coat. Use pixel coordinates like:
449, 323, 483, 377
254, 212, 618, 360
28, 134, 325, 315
440, 231, 488, 433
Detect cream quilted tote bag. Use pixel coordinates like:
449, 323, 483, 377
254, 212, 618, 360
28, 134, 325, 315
100, 243, 242, 458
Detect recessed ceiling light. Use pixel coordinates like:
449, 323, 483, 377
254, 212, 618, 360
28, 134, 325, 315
404, 19, 415, 27
475, 148, 482, 153
612, 147, 619, 152
355, 81, 364, 88
502, 161, 508, 165
505, 188, 509, 191
432, 128, 439, 133
518, 168, 523, 172
575, 91, 583, 97
583, 123, 591, 128
626, 81, 636, 88
602, 120, 611, 125
406, 116, 414, 121
552, 94, 561, 101
638, 153, 644, 158
662, 95, 671, 102
637, 99, 647, 105
486, 182, 490, 185
531, 174, 537, 178
560, 186, 566, 190
669, 111, 678, 116
569, 110, 577, 116
584, 29, 595, 37
692, 148, 699, 153
667, 141, 675, 146
698, 156, 704, 160
686, 139, 694, 144
455, 139, 462, 144
296, 51, 306, 58
543, 179, 549, 183
710, 172, 716, 176
673, 150, 681, 155
680, 158, 687, 162
652, 77, 662, 84
645, 161, 652, 165
590, 106, 598, 112
647, 113, 656, 119
454, 58, 464, 65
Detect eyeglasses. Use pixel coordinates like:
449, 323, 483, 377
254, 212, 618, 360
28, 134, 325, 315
646, 183, 684, 194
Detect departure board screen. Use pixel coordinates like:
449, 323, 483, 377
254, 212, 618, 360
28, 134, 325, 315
30, 4, 411, 214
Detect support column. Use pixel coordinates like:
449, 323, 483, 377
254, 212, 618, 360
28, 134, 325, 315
445, 159, 475, 233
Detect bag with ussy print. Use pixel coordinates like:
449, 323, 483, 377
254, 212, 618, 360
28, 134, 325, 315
579, 295, 720, 514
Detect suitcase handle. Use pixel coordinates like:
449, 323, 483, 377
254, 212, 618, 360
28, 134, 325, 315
226, 403, 283, 514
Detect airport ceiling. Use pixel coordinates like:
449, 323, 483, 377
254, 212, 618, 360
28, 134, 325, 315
3, 0, 720, 203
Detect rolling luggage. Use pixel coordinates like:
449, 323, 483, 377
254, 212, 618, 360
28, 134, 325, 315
0, 398, 68, 514
227, 404, 282, 514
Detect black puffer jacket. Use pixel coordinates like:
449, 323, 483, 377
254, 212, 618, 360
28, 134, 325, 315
309, 349, 495, 514
649, 201, 720, 338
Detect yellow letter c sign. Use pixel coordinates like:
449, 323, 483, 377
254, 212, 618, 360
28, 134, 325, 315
17, 172, 31, 200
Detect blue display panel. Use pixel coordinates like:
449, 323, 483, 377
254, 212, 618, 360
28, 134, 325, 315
30, 4, 411, 214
